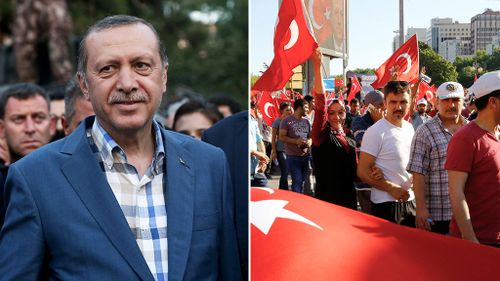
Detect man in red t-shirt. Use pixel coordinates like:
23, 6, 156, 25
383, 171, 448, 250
445, 71, 500, 247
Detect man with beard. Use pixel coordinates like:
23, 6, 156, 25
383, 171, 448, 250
0, 83, 55, 227
411, 98, 431, 130
407, 82, 468, 234
357, 81, 416, 227
279, 99, 312, 193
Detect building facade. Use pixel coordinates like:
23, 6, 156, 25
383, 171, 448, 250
470, 9, 500, 54
426, 18, 471, 55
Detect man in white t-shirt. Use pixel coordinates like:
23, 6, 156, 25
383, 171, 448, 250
357, 80, 416, 227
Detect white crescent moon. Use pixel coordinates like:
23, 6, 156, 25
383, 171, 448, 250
284, 20, 299, 50
264, 102, 275, 118
308, 0, 324, 30
426, 90, 433, 99
395, 53, 412, 74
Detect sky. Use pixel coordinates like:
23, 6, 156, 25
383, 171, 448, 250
250, 0, 500, 77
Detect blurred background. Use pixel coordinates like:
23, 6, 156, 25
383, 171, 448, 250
0, 0, 248, 111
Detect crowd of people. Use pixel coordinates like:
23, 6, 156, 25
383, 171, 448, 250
252, 49, 499, 248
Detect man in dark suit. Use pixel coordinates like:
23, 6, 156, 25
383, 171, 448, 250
203, 111, 249, 280
0, 15, 241, 281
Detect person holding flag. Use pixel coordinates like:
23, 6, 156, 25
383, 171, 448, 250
309, 49, 359, 209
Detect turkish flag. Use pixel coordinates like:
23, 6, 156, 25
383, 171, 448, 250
334, 78, 344, 87
347, 77, 361, 102
416, 81, 436, 104
257, 91, 281, 126
252, 0, 318, 91
304, 0, 333, 44
371, 34, 419, 89
251, 188, 500, 281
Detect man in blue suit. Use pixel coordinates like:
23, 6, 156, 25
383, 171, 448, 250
0, 15, 242, 281
203, 111, 249, 280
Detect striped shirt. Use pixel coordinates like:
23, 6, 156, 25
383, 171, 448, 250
88, 120, 167, 280
406, 114, 468, 221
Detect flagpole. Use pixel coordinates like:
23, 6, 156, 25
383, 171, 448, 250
399, 0, 404, 48
343, 0, 348, 86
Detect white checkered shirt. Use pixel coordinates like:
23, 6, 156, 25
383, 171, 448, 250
88, 120, 167, 281
406, 114, 468, 221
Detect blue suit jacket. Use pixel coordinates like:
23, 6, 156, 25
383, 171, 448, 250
0, 117, 241, 281
202, 111, 248, 280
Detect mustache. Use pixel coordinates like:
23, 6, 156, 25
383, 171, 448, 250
109, 92, 148, 103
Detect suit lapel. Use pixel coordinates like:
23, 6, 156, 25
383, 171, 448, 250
60, 119, 154, 281
163, 131, 195, 281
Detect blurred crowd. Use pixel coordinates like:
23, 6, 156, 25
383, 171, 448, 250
251, 49, 499, 248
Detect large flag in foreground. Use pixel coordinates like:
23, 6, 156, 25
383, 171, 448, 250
371, 34, 419, 89
251, 188, 500, 281
252, 0, 318, 91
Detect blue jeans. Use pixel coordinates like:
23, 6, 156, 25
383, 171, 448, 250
277, 151, 288, 190
286, 155, 310, 193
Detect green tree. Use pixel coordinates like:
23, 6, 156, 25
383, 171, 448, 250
418, 41, 458, 86
350, 68, 375, 74
2, 0, 247, 107
453, 49, 500, 88
485, 47, 500, 72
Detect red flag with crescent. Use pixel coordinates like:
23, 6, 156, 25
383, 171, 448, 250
257, 91, 280, 126
304, 0, 333, 44
252, 0, 318, 91
371, 34, 419, 89
251, 188, 500, 281
416, 81, 436, 104
347, 77, 361, 102
334, 78, 344, 87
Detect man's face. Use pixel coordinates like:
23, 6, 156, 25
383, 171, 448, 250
417, 104, 426, 114
437, 98, 463, 121
50, 99, 65, 133
282, 106, 292, 117
307, 99, 315, 111
0, 96, 55, 159
384, 92, 410, 122
63, 96, 95, 135
79, 23, 167, 136
350, 102, 359, 114
301, 104, 309, 117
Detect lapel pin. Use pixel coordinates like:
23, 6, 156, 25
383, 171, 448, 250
179, 158, 188, 167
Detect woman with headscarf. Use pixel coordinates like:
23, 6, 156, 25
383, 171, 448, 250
310, 49, 358, 209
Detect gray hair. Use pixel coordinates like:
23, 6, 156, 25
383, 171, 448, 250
76, 15, 168, 80
64, 78, 85, 125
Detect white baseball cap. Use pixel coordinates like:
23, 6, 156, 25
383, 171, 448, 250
436, 82, 464, 100
469, 70, 500, 99
417, 98, 427, 106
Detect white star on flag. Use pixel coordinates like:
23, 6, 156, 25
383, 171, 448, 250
251, 199, 323, 235
324, 8, 331, 20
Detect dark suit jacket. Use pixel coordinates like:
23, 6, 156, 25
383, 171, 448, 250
0, 117, 241, 281
202, 111, 248, 280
